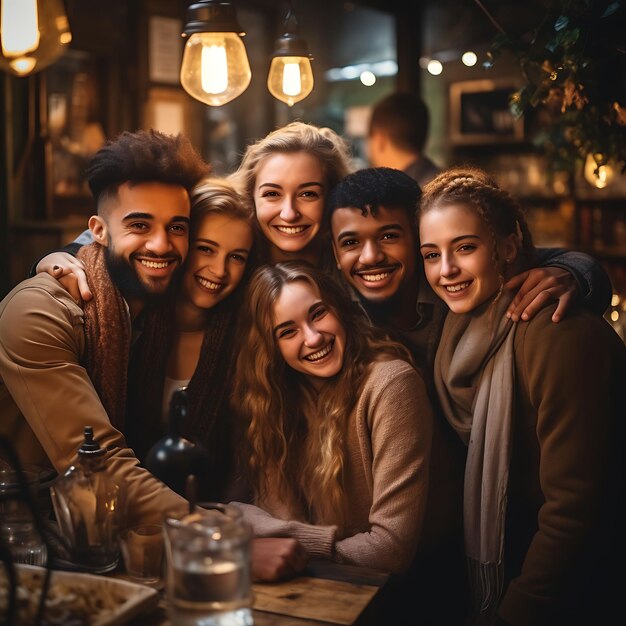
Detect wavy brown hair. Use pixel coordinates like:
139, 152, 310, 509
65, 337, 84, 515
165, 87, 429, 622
234, 261, 413, 531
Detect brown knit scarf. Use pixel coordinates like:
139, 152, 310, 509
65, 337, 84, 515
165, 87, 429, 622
77, 243, 131, 430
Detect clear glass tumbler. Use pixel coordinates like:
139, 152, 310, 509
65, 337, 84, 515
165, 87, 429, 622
163, 503, 253, 626
0, 468, 48, 566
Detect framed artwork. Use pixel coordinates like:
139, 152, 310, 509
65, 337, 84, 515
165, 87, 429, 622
449, 78, 525, 145
45, 50, 107, 218
144, 87, 190, 137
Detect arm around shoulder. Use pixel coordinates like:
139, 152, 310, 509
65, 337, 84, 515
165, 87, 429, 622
536, 247, 612, 315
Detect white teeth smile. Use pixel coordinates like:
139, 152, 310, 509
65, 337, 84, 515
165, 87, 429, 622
197, 276, 223, 291
140, 259, 171, 269
361, 272, 389, 282
275, 225, 307, 234
445, 281, 471, 293
305, 342, 333, 362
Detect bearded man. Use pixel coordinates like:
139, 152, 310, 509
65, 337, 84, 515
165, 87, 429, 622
0, 129, 209, 525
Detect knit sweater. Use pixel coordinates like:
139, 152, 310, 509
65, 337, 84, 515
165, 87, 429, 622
233, 359, 434, 574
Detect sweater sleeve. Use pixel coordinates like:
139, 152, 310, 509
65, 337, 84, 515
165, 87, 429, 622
498, 308, 617, 625
333, 361, 433, 573
535, 247, 612, 316
230, 502, 337, 559
0, 278, 187, 525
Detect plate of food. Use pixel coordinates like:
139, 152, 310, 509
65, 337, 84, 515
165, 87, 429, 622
0, 564, 160, 625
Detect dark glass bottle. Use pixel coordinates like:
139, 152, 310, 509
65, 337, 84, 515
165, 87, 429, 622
144, 387, 210, 499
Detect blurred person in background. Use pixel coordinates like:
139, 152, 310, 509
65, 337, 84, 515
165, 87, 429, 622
367, 91, 441, 187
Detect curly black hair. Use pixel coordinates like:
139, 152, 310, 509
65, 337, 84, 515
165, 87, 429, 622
85, 129, 210, 210
326, 166, 421, 225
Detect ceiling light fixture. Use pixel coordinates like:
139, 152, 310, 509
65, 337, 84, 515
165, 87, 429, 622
0, 0, 72, 77
267, 1, 314, 107
180, 0, 251, 107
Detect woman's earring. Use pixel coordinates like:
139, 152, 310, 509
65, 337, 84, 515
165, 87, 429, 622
505, 258, 512, 264
336, 262, 342, 270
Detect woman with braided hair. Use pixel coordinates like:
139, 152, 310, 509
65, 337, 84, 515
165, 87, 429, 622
418, 167, 626, 626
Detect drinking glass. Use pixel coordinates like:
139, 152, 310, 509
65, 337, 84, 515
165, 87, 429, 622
163, 503, 253, 626
119, 523, 164, 585
0, 468, 48, 566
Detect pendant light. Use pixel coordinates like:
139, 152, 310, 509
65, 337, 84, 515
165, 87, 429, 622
583, 152, 615, 189
0, 0, 72, 77
267, 1, 314, 107
180, 1, 251, 107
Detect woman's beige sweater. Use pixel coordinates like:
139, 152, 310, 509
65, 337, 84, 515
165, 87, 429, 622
234, 359, 434, 574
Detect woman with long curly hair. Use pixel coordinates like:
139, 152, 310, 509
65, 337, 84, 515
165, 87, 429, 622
418, 166, 626, 626
232, 261, 435, 574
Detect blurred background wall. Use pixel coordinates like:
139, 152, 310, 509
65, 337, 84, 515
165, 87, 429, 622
1, 0, 625, 336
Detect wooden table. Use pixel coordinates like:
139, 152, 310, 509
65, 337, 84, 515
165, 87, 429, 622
129, 560, 389, 626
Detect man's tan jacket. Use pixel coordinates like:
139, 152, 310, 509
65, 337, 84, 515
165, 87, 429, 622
0, 273, 186, 524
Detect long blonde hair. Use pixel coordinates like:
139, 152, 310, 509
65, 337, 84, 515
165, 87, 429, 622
234, 261, 412, 530
229, 121, 353, 201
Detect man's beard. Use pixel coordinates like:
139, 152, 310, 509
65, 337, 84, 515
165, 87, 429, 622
104, 247, 182, 305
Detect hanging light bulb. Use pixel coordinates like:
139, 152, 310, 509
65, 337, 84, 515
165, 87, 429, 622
180, 1, 251, 107
267, 3, 314, 107
0, 0, 71, 77
584, 152, 615, 189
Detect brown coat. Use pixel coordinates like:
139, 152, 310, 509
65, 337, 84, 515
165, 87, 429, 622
0, 274, 187, 525
498, 305, 626, 625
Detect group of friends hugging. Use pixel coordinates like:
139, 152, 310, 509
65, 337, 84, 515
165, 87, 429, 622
1, 119, 624, 626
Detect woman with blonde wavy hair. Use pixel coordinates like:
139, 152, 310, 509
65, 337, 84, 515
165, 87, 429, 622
231, 261, 435, 574
228, 121, 353, 268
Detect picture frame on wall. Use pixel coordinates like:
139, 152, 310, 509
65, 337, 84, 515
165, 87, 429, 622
449, 78, 525, 145
44, 49, 107, 219
144, 87, 190, 137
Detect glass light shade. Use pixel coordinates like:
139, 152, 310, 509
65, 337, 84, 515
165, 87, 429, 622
180, 31, 251, 106
584, 152, 615, 189
0, 0, 71, 77
267, 56, 314, 107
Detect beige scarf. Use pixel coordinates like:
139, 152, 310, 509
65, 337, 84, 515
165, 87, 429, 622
77, 243, 131, 430
434, 293, 516, 624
